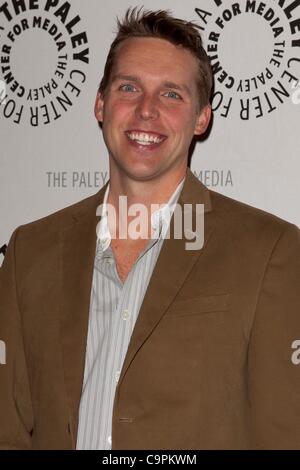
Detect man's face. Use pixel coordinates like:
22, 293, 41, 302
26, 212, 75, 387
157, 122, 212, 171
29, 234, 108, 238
95, 37, 211, 183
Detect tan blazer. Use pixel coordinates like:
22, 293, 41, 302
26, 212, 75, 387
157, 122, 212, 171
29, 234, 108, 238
0, 168, 299, 450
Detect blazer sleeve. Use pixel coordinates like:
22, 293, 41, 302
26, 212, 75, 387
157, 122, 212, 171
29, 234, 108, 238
248, 223, 300, 449
0, 228, 34, 449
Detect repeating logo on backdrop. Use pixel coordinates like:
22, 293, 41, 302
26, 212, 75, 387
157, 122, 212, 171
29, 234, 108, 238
0, 0, 89, 126
194, 0, 300, 120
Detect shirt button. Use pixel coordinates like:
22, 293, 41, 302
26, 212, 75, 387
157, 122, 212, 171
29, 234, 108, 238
115, 370, 120, 383
122, 309, 130, 320
107, 435, 112, 448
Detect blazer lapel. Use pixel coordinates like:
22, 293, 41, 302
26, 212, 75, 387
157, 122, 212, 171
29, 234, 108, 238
60, 185, 107, 446
118, 168, 215, 387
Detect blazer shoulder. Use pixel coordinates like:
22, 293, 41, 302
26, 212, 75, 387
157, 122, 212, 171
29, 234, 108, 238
15, 188, 105, 239
5, 188, 106, 269
208, 188, 299, 239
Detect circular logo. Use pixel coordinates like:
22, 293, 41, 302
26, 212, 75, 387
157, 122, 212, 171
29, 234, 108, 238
194, 0, 300, 120
0, 0, 89, 127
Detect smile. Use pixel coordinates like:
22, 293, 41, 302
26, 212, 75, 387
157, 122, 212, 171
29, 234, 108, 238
125, 131, 167, 146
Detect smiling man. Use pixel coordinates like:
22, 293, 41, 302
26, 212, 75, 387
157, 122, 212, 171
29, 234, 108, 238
93, 27, 211, 282
0, 8, 300, 451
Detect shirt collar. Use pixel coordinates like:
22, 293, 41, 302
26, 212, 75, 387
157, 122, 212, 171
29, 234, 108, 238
97, 177, 185, 252
97, 185, 112, 252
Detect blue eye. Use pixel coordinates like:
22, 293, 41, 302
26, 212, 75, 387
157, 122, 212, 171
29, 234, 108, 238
120, 84, 136, 92
165, 91, 181, 100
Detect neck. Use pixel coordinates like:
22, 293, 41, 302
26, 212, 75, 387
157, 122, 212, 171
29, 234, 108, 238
106, 165, 186, 240
107, 167, 187, 211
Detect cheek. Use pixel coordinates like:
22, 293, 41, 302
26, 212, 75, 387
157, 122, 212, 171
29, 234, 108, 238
166, 111, 197, 140
104, 99, 133, 123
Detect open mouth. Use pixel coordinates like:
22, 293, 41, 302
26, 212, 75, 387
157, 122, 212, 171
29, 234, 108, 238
125, 130, 167, 148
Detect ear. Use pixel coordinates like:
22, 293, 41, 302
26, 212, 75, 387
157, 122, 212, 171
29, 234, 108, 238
94, 91, 104, 122
194, 104, 211, 136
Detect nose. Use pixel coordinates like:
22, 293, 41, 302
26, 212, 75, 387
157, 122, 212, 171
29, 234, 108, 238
135, 93, 159, 121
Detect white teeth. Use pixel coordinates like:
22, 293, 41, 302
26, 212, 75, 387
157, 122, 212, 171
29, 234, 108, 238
136, 140, 152, 146
127, 132, 164, 144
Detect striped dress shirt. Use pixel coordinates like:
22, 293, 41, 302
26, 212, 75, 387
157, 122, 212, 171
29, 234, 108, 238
76, 179, 184, 450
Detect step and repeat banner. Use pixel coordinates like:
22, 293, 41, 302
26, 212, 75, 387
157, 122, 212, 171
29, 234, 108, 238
1, 0, 300, 264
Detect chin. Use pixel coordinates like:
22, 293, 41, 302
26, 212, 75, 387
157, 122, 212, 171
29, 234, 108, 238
124, 168, 160, 182
113, 157, 161, 181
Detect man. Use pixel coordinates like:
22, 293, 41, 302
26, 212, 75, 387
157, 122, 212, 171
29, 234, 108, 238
0, 8, 299, 450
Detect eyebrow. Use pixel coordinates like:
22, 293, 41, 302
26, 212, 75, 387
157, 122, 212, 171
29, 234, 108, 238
111, 74, 192, 96
112, 74, 140, 83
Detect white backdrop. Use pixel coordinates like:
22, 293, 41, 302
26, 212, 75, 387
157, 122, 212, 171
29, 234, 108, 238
1, 0, 300, 264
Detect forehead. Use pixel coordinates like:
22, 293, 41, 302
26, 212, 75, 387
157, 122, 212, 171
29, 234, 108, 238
112, 37, 198, 87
